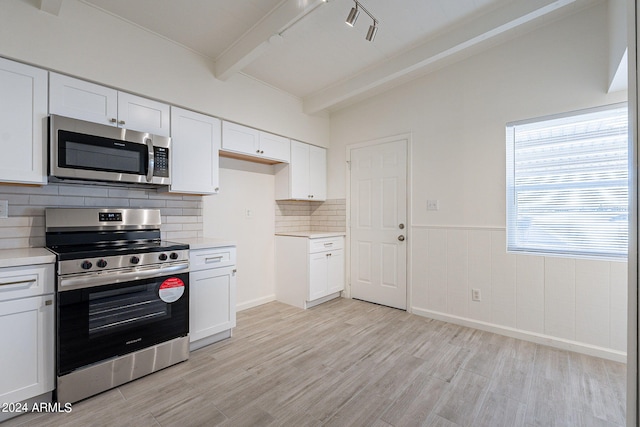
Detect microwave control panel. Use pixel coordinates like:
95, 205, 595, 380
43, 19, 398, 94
154, 147, 169, 177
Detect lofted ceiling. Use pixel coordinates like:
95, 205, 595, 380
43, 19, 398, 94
73, 0, 591, 113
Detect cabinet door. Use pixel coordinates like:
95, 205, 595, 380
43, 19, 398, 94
289, 140, 310, 199
0, 295, 54, 403
118, 92, 170, 136
309, 145, 327, 201
308, 252, 328, 301
189, 267, 236, 342
170, 107, 220, 194
0, 58, 48, 184
327, 249, 345, 294
49, 73, 118, 126
259, 131, 290, 163
221, 121, 260, 156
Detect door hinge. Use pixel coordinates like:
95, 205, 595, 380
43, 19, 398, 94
346, 160, 351, 170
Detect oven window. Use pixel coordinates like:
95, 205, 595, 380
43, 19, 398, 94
88, 283, 169, 336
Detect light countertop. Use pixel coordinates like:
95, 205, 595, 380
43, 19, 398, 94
172, 237, 236, 250
0, 248, 56, 268
275, 231, 346, 238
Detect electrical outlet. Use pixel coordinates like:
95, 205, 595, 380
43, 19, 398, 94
427, 199, 439, 211
471, 288, 481, 302
0, 200, 7, 219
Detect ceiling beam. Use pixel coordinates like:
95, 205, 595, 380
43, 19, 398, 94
39, 0, 63, 15
215, 0, 326, 81
303, 0, 576, 114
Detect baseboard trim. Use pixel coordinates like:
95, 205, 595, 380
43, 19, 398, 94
236, 294, 276, 312
411, 307, 627, 363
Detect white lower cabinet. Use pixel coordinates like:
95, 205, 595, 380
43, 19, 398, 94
0, 263, 54, 422
189, 246, 236, 351
276, 235, 344, 309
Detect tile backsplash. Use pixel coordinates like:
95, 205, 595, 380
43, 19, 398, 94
275, 199, 346, 233
0, 182, 203, 249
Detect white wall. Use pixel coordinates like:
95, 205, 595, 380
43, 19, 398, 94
203, 158, 276, 310
330, 2, 628, 360
0, 0, 331, 310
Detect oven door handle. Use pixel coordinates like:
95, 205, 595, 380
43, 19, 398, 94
58, 262, 189, 291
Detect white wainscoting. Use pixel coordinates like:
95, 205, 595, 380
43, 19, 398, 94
410, 226, 627, 362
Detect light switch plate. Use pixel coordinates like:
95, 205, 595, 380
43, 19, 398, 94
0, 200, 7, 219
427, 199, 439, 211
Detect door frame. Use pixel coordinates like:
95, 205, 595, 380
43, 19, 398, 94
345, 133, 413, 311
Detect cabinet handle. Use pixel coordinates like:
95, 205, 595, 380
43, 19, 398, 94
118, 120, 126, 125
260, 150, 264, 154
205, 256, 224, 263
214, 187, 219, 192
0, 278, 36, 287
109, 118, 117, 123
232, 269, 237, 275
45, 299, 53, 306
323, 242, 333, 247
256, 150, 260, 153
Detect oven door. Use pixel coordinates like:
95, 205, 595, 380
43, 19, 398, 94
57, 272, 188, 376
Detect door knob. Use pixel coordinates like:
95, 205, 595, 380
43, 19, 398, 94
398, 235, 405, 242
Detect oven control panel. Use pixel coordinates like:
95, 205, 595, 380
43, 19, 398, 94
58, 249, 189, 276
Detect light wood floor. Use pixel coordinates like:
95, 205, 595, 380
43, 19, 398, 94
6, 298, 626, 427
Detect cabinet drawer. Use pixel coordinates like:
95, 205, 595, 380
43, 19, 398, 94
190, 247, 236, 271
309, 237, 344, 254
0, 264, 54, 301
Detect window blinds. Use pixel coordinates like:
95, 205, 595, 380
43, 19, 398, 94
506, 104, 628, 259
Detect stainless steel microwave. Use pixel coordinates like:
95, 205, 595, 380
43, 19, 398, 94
49, 115, 171, 186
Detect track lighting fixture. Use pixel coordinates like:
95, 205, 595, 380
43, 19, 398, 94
366, 22, 378, 41
345, 5, 359, 27
345, 0, 378, 41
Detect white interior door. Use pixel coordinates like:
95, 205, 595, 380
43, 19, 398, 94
350, 139, 407, 310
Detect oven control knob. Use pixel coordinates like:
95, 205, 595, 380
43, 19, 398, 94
81, 260, 92, 270
96, 259, 107, 268
130, 256, 140, 264
169, 252, 179, 260
159, 253, 168, 261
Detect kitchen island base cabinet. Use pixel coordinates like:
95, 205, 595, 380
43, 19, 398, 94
276, 235, 344, 309
189, 246, 236, 351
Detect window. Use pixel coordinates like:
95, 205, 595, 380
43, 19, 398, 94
506, 104, 628, 259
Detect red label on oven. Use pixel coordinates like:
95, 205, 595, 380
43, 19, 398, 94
159, 277, 185, 303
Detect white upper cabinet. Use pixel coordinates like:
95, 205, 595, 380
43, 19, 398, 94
117, 92, 170, 137
49, 73, 170, 136
0, 58, 48, 185
221, 121, 290, 163
170, 107, 220, 194
49, 73, 117, 126
308, 144, 327, 200
258, 131, 290, 163
276, 140, 327, 201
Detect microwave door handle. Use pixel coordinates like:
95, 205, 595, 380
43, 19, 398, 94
146, 138, 154, 183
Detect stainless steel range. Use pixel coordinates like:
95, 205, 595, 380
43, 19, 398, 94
45, 208, 190, 404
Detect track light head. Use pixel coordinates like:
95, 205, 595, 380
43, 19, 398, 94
345, 6, 359, 26
345, 1, 379, 41
366, 23, 378, 41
